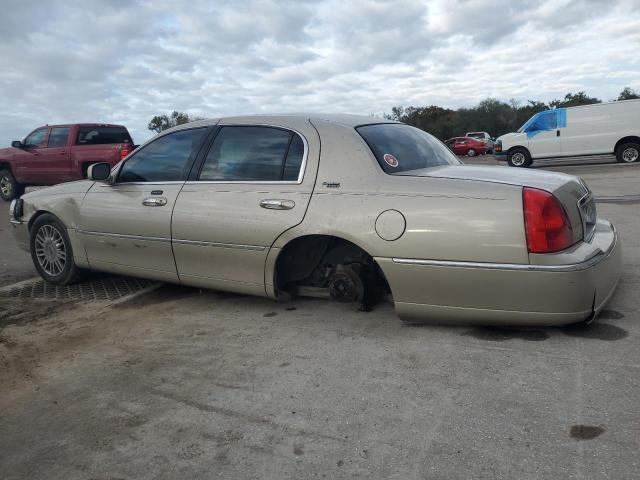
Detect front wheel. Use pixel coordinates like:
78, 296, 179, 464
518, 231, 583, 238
0, 169, 24, 201
30, 214, 85, 285
467, 149, 476, 157
507, 148, 532, 167
616, 142, 639, 163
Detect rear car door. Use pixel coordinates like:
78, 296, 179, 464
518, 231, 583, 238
40, 126, 72, 182
78, 127, 210, 281
171, 122, 319, 296
13, 128, 49, 183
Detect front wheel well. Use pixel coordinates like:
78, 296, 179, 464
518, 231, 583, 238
28, 210, 61, 233
273, 234, 390, 305
0, 162, 12, 173
507, 145, 530, 156
614, 136, 640, 152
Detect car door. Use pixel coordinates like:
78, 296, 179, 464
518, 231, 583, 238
40, 126, 72, 182
525, 110, 563, 158
171, 121, 319, 296
13, 128, 49, 183
78, 126, 211, 281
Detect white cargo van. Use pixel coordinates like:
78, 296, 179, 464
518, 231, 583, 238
495, 99, 640, 167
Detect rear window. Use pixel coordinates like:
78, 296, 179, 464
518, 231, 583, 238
356, 124, 460, 174
467, 133, 483, 139
76, 126, 132, 145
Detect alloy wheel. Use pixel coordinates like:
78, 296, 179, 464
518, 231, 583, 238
35, 224, 67, 276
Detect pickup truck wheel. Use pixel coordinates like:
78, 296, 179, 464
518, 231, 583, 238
507, 148, 532, 167
30, 214, 84, 285
0, 169, 24, 201
616, 142, 639, 163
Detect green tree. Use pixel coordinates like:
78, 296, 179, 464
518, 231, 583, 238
147, 111, 204, 133
618, 87, 639, 100
549, 91, 601, 108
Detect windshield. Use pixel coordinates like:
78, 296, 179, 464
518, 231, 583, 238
356, 123, 461, 174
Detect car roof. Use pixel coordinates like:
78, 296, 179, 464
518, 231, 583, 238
36, 123, 127, 129
168, 113, 398, 133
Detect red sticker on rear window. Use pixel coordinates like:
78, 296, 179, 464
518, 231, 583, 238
383, 153, 398, 167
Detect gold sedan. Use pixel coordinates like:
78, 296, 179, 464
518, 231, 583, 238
9, 114, 621, 325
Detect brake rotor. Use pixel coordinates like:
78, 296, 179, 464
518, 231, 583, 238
328, 264, 364, 303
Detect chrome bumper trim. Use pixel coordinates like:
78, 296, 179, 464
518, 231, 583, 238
392, 225, 617, 273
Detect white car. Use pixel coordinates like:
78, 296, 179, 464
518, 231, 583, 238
466, 131, 494, 153
495, 99, 640, 167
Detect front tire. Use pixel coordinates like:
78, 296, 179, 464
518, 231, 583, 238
30, 214, 84, 285
0, 169, 24, 201
467, 149, 476, 157
507, 148, 532, 167
616, 142, 640, 163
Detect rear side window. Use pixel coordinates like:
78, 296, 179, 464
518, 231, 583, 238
357, 124, 460, 174
118, 128, 207, 183
77, 126, 132, 145
48, 127, 70, 147
199, 126, 305, 182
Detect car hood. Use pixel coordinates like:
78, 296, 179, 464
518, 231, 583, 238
21, 180, 95, 200
0, 147, 15, 158
497, 132, 527, 144
395, 164, 580, 192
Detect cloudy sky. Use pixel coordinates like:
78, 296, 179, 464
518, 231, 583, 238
1, 0, 638, 145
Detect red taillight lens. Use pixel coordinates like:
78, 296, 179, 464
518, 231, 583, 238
120, 145, 130, 160
522, 187, 573, 253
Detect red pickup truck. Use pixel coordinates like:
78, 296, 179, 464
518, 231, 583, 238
0, 124, 135, 201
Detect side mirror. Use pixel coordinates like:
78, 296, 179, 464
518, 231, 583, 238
11, 140, 24, 148
87, 162, 112, 182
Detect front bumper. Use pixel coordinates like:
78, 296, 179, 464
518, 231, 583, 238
10, 219, 29, 252
376, 219, 622, 325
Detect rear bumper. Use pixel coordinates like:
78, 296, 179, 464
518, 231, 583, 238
376, 220, 622, 326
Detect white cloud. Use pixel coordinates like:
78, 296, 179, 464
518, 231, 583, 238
0, 0, 638, 145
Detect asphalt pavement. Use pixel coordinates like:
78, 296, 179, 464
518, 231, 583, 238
1, 159, 639, 479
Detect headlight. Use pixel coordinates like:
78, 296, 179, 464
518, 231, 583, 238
9, 198, 23, 220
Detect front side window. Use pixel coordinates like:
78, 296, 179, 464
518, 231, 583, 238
118, 128, 207, 183
48, 127, 70, 148
357, 124, 460, 174
77, 126, 132, 145
199, 126, 305, 182
24, 129, 47, 148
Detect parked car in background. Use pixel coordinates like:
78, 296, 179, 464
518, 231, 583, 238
466, 131, 494, 153
445, 136, 488, 156
10, 114, 620, 326
495, 99, 640, 167
0, 124, 135, 201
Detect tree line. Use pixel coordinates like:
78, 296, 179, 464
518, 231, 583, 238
148, 87, 639, 141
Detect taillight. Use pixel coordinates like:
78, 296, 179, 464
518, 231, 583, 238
120, 145, 130, 160
522, 187, 573, 253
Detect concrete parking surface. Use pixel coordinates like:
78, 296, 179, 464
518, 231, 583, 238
1, 159, 639, 479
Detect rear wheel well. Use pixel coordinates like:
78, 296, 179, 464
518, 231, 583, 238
614, 136, 640, 152
274, 234, 390, 306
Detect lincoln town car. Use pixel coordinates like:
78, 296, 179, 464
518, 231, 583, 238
9, 114, 621, 325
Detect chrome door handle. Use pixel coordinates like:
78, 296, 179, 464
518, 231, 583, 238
143, 197, 167, 207
260, 199, 295, 210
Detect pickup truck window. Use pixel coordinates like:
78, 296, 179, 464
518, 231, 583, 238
47, 127, 70, 148
357, 124, 460, 174
24, 129, 47, 148
118, 128, 207, 183
77, 126, 132, 145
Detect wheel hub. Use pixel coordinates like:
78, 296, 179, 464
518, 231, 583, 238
512, 153, 525, 166
622, 147, 638, 163
328, 265, 364, 303
0, 176, 11, 196
35, 224, 67, 276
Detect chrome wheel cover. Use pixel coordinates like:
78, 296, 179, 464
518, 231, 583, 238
35, 224, 67, 276
511, 152, 526, 166
0, 175, 12, 197
622, 147, 639, 163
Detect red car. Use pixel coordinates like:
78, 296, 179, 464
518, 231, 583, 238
444, 136, 488, 157
0, 124, 135, 201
